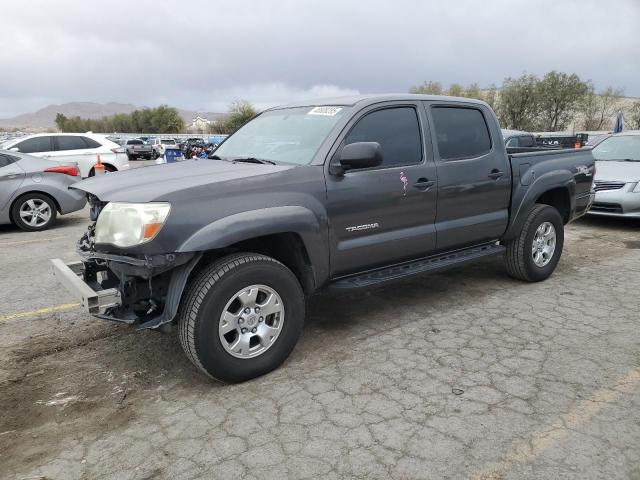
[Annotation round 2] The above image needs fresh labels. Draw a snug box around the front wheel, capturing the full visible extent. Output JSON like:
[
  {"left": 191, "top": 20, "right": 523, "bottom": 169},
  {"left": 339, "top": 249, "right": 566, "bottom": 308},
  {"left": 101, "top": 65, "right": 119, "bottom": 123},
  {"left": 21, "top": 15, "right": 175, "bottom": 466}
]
[
  {"left": 178, "top": 253, "right": 305, "bottom": 383},
  {"left": 504, "top": 204, "right": 564, "bottom": 282}
]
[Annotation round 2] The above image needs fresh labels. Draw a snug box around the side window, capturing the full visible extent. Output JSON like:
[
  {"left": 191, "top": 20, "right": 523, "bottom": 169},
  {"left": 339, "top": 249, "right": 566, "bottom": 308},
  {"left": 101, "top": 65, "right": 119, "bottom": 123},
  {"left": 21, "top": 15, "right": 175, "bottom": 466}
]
[
  {"left": 505, "top": 137, "right": 518, "bottom": 148},
  {"left": 519, "top": 135, "right": 535, "bottom": 148},
  {"left": 0, "top": 154, "right": 17, "bottom": 168},
  {"left": 431, "top": 107, "right": 492, "bottom": 160},
  {"left": 81, "top": 137, "right": 102, "bottom": 149},
  {"left": 345, "top": 107, "right": 422, "bottom": 167},
  {"left": 56, "top": 136, "right": 88, "bottom": 151},
  {"left": 13, "top": 136, "right": 52, "bottom": 154}
]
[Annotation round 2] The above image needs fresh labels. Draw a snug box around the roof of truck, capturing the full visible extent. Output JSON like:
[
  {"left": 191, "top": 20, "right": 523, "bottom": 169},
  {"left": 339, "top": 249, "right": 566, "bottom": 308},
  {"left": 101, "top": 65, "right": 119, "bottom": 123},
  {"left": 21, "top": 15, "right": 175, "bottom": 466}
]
[{"left": 272, "top": 94, "right": 489, "bottom": 110}]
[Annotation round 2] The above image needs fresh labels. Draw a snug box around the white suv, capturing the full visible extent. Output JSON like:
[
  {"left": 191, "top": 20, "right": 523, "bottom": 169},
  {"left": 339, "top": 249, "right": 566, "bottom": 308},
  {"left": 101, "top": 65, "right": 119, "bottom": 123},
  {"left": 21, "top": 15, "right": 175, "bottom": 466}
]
[{"left": 3, "top": 133, "right": 130, "bottom": 177}]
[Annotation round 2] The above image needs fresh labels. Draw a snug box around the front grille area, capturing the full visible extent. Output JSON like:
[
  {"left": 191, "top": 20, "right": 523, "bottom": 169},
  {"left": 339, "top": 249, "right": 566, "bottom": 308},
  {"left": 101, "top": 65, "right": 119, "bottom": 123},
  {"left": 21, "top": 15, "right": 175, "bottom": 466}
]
[
  {"left": 594, "top": 180, "right": 626, "bottom": 192},
  {"left": 591, "top": 202, "right": 623, "bottom": 214}
]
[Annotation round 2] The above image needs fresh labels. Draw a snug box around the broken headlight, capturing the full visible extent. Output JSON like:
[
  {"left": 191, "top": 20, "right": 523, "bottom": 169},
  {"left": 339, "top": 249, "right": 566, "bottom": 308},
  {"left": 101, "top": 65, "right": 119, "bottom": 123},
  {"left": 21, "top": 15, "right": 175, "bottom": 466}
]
[{"left": 95, "top": 202, "right": 171, "bottom": 248}]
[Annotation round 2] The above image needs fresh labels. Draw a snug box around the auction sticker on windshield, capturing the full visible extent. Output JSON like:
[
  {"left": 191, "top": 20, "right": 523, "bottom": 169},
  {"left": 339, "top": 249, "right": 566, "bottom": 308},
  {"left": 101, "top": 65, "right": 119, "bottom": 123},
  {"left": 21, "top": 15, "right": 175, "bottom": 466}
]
[{"left": 308, "top": 106, "right": 342, "bottom": 116}]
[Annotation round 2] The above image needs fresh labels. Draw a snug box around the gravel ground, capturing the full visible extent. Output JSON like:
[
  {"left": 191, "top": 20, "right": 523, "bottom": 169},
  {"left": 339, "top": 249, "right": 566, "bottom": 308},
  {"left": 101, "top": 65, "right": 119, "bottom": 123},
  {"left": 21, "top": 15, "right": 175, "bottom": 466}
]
[{"left": 0, "top": 208, "right": 639, "bottom": 480}]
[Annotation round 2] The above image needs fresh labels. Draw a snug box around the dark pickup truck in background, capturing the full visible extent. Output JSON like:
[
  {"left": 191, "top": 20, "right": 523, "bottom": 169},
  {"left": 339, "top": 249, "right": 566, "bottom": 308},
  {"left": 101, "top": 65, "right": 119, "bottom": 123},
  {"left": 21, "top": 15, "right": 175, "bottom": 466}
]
[{"left": 52, "top": 94, "right": 595, "bottom": 382}]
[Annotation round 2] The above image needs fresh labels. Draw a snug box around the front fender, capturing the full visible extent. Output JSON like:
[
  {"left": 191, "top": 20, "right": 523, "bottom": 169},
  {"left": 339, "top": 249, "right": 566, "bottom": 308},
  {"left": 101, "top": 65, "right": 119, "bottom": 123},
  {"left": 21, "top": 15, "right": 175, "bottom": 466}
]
[
  {"left": 504, "top": 169, "right": 575, "bottom": 240},
  {"left": 176, "top": 205, "right": 328, "bottom": 284}
]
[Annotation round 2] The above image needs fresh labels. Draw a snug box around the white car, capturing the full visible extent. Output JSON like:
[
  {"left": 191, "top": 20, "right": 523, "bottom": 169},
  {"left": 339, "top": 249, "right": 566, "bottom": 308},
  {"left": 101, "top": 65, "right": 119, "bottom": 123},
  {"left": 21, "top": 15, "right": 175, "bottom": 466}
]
[{"left": 3, "top": 133, "right": 130, "bottom": 178}]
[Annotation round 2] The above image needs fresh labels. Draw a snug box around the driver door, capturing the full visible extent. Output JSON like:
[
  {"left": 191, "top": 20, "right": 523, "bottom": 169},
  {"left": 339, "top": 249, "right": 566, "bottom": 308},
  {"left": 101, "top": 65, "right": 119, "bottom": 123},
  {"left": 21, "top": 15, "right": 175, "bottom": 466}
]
[{"left": 325, "top": 103, "right": 438, "bottom": 276}]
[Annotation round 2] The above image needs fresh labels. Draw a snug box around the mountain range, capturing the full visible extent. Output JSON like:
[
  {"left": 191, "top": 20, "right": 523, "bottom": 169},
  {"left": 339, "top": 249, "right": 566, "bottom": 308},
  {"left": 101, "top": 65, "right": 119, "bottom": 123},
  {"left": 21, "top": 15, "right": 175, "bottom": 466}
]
[{"left": 0, "top": 102, "right": 225, "bottom": 130}]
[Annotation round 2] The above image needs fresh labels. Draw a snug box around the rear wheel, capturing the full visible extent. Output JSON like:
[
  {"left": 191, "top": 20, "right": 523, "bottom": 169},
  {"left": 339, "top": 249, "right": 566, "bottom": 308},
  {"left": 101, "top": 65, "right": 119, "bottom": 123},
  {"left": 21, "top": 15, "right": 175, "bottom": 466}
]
[
  {"left": 504, "top": 204, "right": 564, "bottom": 282},
  {"left": 178, "top": 253, "right": 305, "bottom": 383},
  {"left": 11, "top": 193, "right": 57, "bottom": 231}
]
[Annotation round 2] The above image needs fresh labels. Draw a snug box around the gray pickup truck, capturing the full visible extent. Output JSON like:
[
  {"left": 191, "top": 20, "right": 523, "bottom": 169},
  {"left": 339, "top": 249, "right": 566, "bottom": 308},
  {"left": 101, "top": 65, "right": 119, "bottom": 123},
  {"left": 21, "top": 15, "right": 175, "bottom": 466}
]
[
  {"left": 122, "top": 138, "right": 153, "bottom": 160},
  {"left": 52, "top": 94, "right": 595, "bottom": 382}
]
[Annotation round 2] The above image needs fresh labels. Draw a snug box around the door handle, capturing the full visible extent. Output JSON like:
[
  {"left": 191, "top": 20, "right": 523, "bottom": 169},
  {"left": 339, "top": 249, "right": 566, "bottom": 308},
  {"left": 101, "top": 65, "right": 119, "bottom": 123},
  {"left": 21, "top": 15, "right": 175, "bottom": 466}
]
[
  {"left": 413, "top": 178, "right": 436, "bottom": 190},
  {"left": 1, "top": 173, "right": 20, "bottom": 179},
  {"left": 488, "top": 170, "right": 504, "bottom": 180}
]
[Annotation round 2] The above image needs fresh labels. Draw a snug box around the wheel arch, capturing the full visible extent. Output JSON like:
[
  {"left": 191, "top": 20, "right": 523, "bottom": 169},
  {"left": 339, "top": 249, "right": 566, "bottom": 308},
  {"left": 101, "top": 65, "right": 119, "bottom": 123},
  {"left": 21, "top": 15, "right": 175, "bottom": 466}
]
[
  {"left": 504, "top": 170, "right": 575, "bottom": 241},
  {"left": 10, "top": 190, "right": 61, "bottom": 215},
  {"left": 177, "top": 206, "right": 328, "bottom": 292}
]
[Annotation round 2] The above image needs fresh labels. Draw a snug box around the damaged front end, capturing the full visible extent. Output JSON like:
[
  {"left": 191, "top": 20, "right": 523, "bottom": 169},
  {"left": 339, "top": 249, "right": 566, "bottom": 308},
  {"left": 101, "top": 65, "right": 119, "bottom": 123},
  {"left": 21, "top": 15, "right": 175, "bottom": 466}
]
[{"left": 52, "top": 195, "right": 201, "bottom": 329}]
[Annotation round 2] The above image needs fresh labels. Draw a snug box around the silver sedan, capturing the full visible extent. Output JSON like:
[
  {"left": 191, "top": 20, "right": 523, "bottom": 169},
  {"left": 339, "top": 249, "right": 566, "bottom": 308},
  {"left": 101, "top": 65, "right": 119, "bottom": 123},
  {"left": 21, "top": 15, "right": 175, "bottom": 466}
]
[
  {"left": 0, "top": 150, "right": 86, "bottom": 231},
  {"left": 589, "top": 131, "right": 640, "bottom": 218}
]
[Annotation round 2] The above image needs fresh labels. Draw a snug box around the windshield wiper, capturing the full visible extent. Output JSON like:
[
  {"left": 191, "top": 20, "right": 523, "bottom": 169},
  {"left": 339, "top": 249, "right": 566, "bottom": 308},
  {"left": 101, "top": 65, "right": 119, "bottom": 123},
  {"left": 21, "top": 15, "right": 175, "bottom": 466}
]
[{"left": 232, "top": 157, "right": 277, "bottom": 165}]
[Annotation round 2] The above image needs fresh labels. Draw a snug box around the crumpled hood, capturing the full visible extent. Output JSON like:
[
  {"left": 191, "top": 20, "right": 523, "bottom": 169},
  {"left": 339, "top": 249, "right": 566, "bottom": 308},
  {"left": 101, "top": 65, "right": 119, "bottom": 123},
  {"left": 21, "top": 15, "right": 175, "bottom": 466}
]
[
  {"left": 71, "top": 159, "right": 294, "bottom": 202},
  {"left": 594, "top": 160, "right": 640, "bottom": 182}
]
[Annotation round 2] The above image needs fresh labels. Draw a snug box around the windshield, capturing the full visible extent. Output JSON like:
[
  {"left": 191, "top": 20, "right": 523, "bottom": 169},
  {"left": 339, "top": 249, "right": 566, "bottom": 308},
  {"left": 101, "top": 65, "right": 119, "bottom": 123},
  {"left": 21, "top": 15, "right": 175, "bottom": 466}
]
[
  {"left": 214, "top": 106, "right": 348, "bottom": 165},
  {"left": 592, "top": 135, "right": 640, "bottom": 161}
]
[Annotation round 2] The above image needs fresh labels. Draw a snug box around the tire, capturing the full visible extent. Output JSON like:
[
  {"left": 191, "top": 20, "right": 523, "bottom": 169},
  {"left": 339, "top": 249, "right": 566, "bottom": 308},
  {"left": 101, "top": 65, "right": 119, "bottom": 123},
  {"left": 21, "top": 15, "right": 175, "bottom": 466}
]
[
  {"left": 504, "top": 203, "right": 564, "bottom": 282},
  {"left": 178, "top": 253, "right": 305, "bottom": 383},
  {"left": 11, "top": 193, "right": 57, "bottom": 231}
]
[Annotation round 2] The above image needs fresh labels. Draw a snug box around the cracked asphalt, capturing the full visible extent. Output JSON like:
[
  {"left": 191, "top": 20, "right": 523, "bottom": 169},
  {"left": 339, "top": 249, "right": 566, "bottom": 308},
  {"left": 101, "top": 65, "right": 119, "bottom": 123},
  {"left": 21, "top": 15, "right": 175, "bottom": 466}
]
[{"left": 1, "top": 209, "right": 639, "bottom": 480}]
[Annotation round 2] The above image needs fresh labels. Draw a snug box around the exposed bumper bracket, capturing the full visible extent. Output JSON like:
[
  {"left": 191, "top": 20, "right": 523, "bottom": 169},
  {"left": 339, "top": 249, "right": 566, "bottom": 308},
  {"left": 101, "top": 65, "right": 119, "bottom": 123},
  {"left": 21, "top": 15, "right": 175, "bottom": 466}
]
[{"left": 51, "top": 258, "right": 121, "bottom": 314}]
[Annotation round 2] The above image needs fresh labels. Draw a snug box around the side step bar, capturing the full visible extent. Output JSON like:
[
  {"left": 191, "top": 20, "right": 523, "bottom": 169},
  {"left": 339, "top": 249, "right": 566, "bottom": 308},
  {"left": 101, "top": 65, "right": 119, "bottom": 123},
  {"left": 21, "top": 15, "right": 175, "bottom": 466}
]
[{"left": 330, "top": 242, "right": 505, "bottom": 290}]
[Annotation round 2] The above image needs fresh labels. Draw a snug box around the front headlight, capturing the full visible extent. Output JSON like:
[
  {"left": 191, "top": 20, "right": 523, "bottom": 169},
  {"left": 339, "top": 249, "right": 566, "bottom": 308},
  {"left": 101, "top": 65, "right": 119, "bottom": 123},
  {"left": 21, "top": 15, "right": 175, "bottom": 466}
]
[
  {"left": 95, "top": 202, "right": 171, "bottom": 248},
  {"left": 633, "top": 182, "right": 640, "bottom": 193}
]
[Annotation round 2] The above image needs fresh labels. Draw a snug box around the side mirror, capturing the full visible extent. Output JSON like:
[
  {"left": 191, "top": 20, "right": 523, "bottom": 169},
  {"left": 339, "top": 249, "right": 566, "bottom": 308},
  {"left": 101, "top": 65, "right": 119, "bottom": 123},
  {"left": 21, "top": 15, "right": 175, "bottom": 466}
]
[
  {"left": 9, "top": 147, "right": 19, "bottom": 152},
  {"left": 332, "top": 142, "right": 382, "bottom": 175}
]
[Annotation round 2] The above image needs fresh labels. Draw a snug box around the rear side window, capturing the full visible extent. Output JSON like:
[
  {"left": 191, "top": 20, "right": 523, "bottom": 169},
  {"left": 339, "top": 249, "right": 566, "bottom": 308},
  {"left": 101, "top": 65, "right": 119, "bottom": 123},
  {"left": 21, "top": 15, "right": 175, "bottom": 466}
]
[
  {"left": 82, "top": 137, "right": 102, "bottom": 148},
  {"left": 345, "top": 107, "right": 422, "bottom": 167},
  {"left": 56, "top": 136, "right": 88, "bottom": 151},
  {"left": 13, "top": 136, "right": 53, "bottom": 154},
  {"left": 127, "top": 139, "right": 143, "bottom": 145},
  {"left": 0, "top": 154, "right": 17, "bottom": 168},
  {"left": 431, "top": 107, "right": 491, "bottom": 160}
]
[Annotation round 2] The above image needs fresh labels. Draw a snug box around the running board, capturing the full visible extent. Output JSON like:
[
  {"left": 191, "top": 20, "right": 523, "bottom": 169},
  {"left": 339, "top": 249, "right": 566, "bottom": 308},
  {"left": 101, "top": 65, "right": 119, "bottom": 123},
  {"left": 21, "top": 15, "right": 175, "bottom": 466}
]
[{"left": 330, "top": 243, "right": 505, "bottom": 290}]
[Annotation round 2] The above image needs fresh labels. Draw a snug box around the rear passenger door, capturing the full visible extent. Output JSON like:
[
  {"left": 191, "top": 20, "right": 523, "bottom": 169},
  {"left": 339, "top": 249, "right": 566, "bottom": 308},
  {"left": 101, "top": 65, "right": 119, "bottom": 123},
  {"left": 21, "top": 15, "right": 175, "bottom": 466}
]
[
  {"left": 326, "top": 103, "right": 438, "bottom": 276},
  {"left": 49, "top": 135, "right": 99, "bottom": 165},
  {"left": 424, "top": 102, "right": 511, "bottom": 250}
]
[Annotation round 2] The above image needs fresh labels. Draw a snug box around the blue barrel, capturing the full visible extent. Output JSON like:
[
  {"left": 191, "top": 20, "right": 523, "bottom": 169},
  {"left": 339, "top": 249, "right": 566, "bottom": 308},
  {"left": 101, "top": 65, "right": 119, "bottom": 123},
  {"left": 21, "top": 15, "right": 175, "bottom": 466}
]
[{"left": 164, "top": 148, "right": 183, "bottom": 163}]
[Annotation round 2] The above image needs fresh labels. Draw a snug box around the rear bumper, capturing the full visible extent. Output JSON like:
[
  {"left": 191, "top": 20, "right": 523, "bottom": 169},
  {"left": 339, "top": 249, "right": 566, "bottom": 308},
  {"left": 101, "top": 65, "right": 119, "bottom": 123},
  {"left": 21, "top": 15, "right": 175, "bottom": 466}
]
[{"left": 51, "top": 258, "right": 121, "bottom": 314}]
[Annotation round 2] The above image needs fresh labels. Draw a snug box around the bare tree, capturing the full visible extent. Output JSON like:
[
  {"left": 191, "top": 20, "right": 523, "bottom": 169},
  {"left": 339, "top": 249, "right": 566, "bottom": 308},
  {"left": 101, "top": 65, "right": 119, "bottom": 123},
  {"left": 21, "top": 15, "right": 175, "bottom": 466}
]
[
  {"left": 580, "top": 85, "right": 624, "bottom": 130},
  {"left": 409, "top": 81, "right": 444, "bottom": 95}
]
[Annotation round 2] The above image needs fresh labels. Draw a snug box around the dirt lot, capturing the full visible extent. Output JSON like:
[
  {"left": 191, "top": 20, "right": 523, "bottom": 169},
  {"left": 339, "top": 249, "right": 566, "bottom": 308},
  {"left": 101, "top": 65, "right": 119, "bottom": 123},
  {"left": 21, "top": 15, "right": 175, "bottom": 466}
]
[{"left": 1, "top": 209, "right": 639, "bottom": 480}]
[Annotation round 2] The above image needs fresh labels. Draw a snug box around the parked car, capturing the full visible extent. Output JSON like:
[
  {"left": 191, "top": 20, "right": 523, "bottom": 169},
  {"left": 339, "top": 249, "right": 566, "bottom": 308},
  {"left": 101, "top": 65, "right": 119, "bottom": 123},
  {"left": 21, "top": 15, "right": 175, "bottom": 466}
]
[
  {"left": 149, "top": 138, "right": 179, "bottom": 158},
  {"left": 52, "top": 94, "right": 594, "bottom": 382},
  {"left": 588, "top": 131, "right": 640, "bottom": 218},
  {"left": 3, "top": 133, "right": 129, "bottom": 178},
  {"left": 121, "top": 139, "right": 153, "bottom": 161},
  {"left": 502, "top": 129, "right": 561, "bottom": 153},
  {"left": 0, "top": 150, "right": 86, "bottom": 231}
]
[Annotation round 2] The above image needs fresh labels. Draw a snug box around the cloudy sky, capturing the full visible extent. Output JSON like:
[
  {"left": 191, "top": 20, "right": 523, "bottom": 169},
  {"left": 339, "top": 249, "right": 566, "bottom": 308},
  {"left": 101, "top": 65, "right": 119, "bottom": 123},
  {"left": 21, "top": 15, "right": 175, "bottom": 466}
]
[{"left": 0, "top": 0, "right": 638, "bottom": 117}]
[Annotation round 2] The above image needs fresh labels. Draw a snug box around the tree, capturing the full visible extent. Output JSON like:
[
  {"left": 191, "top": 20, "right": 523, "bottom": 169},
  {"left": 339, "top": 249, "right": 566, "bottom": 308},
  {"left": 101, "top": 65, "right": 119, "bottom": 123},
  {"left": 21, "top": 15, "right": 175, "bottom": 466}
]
[
  {"left": 410, "top": 81, "right": 443, "bottom": 95},
  {"left": 221, "top": 100, "right": 258, "bottom": 133},
  {"left": 498, "top": 74, "right": 540, "bottom": 131},
  {"left": 627, "top": 101, "right": 640, "bottom": 130},
  {"left": 55, "top": 113, "right": 68, "bottom": 132},
  {"left": 535, "top": 71, "right": 589, "bottom": 131},
  {"left": 579, "top": 85, "right": 624, "bottom": 130},
  {"left": 447, "top": 83, "right": 464, "bottom": 97},
  {"left": 53, "top": 106, "right": 185, "bottom": 133}
]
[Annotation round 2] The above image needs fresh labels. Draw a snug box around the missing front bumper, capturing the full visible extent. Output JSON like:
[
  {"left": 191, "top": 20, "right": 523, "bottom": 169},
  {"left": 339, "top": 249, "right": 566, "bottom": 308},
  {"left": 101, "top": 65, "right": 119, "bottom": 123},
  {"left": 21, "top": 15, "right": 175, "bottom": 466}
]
[{"left": 50, "top": 258, "right": 121, "bottom": 314}]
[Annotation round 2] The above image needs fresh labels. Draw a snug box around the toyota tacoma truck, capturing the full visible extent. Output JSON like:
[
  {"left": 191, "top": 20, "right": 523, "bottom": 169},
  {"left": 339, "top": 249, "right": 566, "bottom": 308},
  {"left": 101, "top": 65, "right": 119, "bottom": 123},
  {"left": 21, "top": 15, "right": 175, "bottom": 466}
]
[{"left": 51, "top": 94, "right": 595, "bottom": 383}]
